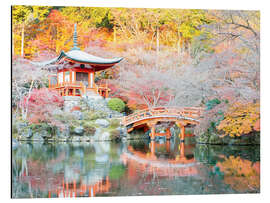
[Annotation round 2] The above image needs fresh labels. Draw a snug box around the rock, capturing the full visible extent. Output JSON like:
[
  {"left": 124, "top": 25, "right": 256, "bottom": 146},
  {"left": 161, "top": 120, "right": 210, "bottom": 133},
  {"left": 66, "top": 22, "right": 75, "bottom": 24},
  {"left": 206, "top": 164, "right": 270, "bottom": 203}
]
[
  {"left": 94, "top": 128, "right": 102, "bottom": 137},
  {"left": 72, "top": 110, "right": 83, "bottom": 120},
  {"left": 56, "top": 126, "right": 70, "bottom": 139},
  {"left": 117, "top": 127, "right": 127, "bottom": 137},
  {"left": 21, "top": 128, "right": 33, "bottom": 139},
  {"left": 32, "top": 132, "right": 44, "bottom": 141},
  {"left": 40, "top": 130, "right": 51, "bottom": 138},
  {"left": 100, "top": 132, "right": 111, "bottom": 141},
  {"left": 16, "top": 122, "right": 27, "bottom": 133},
  {"left": 12, "top": 139, "right": 19, "bottom": 150},
  {"left": 95, "top": 119, "right": 110, "bottom": 128},
  {"left": 72, "top": 136, "right": 81, "bottom": 142},
  {"left": 74, "top": 126, "right": 84, "bottom": 135},
  {"left": 81, "top": 136, "right": 90, "bottom": 142}
]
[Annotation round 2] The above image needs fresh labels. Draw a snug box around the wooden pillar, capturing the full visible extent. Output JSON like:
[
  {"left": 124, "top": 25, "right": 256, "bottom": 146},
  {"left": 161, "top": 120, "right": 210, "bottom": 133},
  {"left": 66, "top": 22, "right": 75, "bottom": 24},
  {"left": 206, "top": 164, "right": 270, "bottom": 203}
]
[
  {"left": 89, "top": 72, "right": 94, "bottom": 88},
  {"left": 74, "top": 71, "right": 76, "bottom": 82},
  {"left": 63, "top": 71, "right": 65, "bottom": 84},
  {"left": 105, "top": 90, "right": 109, "bottom": 98},
  {"left": 48, "top": 77, "right": 51, "bottom": 89},
  {"left": 166, "top": 140, "right": 170, "bottom": 153},
  {"left": 176, "top": 122, "right": 185, "bottom": 142},
  {"left": 88, "top": 72, "right": 91, "bottom": 88},
  {"left": 150, "top": 125, "right": 156, "bottom": 140},
  {"left": 69, "top": 70, "right": 72, "bottom": 83},
  {"left": 73, "top": 179, "right": 76, "bottom": 197},
  {"left": 166, "top": 127, "right": 171, "bottom": 140},
  {"left": 150, "top": 141, "right": 155, "bottom": 157},
  {"left": 179, "top": 142, "right": 185, "bottom": 158},
  {"left": 180, "top": 126, "right": 185, "bottom": 142}
]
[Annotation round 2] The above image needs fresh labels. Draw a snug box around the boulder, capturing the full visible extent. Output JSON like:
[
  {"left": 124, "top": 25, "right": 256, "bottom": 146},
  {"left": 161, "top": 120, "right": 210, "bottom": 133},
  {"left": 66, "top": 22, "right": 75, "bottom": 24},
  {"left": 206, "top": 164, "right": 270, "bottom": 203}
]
[
  {"left": 95, "top": 119, "right": 110, "bottom": 128},
  {"left": 16, "top": 122, "right": 27, "bottom": 133},
  {"left": 56, "top": 126, "right": 70, "bottom": 139},
  {"left": 72, "top": 110, "right": 83, "bottom": 120},
  {"left": 21, "top": 128, "right": 33, "bottom": 139},
  {"left": 32, "top": 132, "right": 44, "bottom": 141},
  {"left": 12, "top": 139, "right": 19, "bottom": 150},
  {"left": 40, "top": 130, "right": 51, "bottom": 138},
  {"left": 100, "top": 132, "right": 111, "bottom": 141},
  {"left": 81, "top": 136, "right": 90, "bottom": 142},
  {"left": 72, "top": 136, "right": 81, "bottom": 142},
  {"left": 74, "top": 126, "right": 84, "bottom": 135}
]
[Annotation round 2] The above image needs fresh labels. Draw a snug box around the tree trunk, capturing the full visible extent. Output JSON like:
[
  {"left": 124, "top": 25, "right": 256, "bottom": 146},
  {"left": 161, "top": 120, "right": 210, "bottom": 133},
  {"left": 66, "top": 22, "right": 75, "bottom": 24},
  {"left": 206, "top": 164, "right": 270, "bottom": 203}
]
[
  {"left": 21, "top": 23, "right": 25, "bottom": 57},
  {"left": 113, "top": 26, "right": 117, "bottom": 43},
  {"left": 156, "top": 27, "right": 159, "bottom": 55}
]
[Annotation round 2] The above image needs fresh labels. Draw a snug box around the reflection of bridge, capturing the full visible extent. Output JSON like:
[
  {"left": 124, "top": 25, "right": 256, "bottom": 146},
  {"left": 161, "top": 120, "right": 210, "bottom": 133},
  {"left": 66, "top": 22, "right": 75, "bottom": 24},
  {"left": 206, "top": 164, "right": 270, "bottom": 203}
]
[
  {"left": 121, "top": 142, "right": 200, "bottom": 178},
  {"left": 122, "top": 107, "right": 204, "bottom": 141}
]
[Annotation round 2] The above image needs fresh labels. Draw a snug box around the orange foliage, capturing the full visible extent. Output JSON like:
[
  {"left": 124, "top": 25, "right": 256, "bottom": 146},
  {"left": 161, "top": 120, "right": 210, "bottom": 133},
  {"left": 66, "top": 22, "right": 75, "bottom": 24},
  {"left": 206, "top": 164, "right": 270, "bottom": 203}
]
[
  {"left": 217, "top": 102, "right": 260, "bottom": 137},
  {"left": 217, "top": 156, "right": 260, "bottom": 192}
]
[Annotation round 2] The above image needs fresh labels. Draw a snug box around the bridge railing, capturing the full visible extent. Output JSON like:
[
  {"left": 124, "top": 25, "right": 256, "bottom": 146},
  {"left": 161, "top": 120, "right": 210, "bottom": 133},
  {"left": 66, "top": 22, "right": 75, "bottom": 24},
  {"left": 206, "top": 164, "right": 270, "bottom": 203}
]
[{"left": 122, "top": 106, "right": 204, "bottom": 126}]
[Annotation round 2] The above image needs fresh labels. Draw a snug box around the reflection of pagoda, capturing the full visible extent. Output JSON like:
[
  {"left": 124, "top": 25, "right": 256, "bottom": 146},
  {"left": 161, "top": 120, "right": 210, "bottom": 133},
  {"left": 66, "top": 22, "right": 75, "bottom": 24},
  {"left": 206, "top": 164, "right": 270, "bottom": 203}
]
[
  {"left": 49, "top": 176, "right": 111, "bottom": 198},
  {"left": 36, "top": 24, "right": 123, "bottom": 98}
]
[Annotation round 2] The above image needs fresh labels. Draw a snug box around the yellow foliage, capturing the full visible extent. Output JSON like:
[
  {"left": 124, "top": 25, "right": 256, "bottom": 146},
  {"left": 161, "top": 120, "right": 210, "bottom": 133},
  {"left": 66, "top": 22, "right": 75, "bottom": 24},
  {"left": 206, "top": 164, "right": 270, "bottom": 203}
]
[
  {"left": 217, "top": 102, "right": 260, "bottom": 137},
  {"left": 217, "top": 156, "right": 260, "bottom": 192}
]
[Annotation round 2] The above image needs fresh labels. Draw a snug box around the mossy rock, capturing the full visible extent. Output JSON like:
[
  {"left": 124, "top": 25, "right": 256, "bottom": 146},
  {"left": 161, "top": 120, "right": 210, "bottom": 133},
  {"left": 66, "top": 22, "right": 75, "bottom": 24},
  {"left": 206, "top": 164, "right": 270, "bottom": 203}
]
[
  {"left": 109, "top": 119, "right": 120, "bottom": 128},
  {"left": 82, "top": 122, "right": 96, "bottom": 136},
  {"left": 109, "top": 129, "right": 121, "bottom": 141},
  {"left": 83, "top": 111, "right": 108, "bottom": 121}
]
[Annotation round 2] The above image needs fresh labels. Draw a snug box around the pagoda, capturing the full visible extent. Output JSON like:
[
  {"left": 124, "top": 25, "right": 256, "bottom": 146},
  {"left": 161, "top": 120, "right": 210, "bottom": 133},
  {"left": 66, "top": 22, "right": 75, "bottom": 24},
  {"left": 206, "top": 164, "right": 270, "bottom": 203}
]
[{"left": 36, "top": 24, "right": 123, "bottom": 98}]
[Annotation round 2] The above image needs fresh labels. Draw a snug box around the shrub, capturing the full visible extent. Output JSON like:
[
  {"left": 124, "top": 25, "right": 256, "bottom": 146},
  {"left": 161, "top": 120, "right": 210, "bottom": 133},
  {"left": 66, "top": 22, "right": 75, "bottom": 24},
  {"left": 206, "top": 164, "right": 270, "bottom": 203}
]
[
  {"left": 206, "top": 98, "right": 221, "bottom": 110},
  {"left": 108, "top": 98, "right": 125, "bottom": 112},
  {"left": 109, "top": 119, "right": 120, "bottom": 128},
  {"left": 84, "top": 110, "right": 108, "bottom": 121}
]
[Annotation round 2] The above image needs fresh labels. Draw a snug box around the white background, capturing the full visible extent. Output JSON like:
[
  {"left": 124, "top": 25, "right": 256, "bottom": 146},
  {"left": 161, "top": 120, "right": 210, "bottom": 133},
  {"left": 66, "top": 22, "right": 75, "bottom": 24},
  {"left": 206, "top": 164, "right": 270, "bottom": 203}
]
[{"left": 2, "top": 0, "right": 269, "bottom": 202}]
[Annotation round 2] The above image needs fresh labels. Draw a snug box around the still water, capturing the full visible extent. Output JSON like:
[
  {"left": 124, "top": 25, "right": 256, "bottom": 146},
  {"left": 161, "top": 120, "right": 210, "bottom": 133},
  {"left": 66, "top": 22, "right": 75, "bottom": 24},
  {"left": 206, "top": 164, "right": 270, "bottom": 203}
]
[{"left": 12, "top": 138, "right": 260, "bottom": 198}]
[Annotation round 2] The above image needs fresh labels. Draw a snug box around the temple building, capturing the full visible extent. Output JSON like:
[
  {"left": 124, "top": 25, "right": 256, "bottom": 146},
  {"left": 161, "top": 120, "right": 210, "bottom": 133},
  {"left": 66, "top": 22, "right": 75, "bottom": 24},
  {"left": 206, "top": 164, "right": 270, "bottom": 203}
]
[{"left": 35, "top": 24, "right": 123, "bottom": 98}]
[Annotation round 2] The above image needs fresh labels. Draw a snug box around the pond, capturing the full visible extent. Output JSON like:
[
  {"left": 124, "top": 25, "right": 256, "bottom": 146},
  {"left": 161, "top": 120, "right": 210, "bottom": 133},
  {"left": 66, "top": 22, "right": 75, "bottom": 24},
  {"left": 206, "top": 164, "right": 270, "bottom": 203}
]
[{"left": 12, "top": 137, "right": 260, "bottom": 198}]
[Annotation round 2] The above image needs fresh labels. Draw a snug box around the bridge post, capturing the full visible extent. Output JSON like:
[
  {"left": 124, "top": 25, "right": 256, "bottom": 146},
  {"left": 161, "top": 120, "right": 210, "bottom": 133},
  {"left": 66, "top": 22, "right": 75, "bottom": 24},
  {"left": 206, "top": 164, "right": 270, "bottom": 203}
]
[
  {"left": 165, "top": 127, "right": 171, "bottom": 140},
  {"left": 176, "top": 122, "right": 185, "bottom": 142},
  {"left": 179, "top": 142, "right": 185, "bottom": 157},
  {"left": 150, "top": 141, "right": 156, "bottom": 156},
  {"left": 180, "top": 126, "right": 185, "bottom": 142},
  {"left": 147, "top": 121, "right": 157, "bottom": 141},
  {"left": 166, "top": 140, "right": 170, "bottom": 152}
]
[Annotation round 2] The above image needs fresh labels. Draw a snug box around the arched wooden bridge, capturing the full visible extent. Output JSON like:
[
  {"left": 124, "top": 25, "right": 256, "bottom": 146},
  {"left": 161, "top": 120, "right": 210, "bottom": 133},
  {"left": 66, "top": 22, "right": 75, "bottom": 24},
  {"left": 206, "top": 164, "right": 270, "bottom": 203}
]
[{"left": 122, "top": 106, "right": 204, "bottom": 141}]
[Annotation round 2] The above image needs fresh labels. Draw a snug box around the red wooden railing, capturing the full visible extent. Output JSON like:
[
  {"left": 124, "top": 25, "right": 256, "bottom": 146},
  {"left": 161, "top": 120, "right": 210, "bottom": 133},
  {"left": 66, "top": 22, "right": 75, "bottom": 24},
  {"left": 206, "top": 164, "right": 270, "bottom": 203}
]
[
  {"left": 122, "top": 106, "right": 204, "bottom": 126},
  {"left": 49, "top": 81, "right": 110, "bottom": 97}
]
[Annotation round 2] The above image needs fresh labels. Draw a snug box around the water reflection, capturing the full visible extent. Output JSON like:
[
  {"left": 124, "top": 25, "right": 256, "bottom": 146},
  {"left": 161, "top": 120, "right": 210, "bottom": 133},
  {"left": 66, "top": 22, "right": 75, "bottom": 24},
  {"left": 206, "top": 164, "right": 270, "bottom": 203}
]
[{"left": 12, "top": 139, "right": 260, "bottom": 198}]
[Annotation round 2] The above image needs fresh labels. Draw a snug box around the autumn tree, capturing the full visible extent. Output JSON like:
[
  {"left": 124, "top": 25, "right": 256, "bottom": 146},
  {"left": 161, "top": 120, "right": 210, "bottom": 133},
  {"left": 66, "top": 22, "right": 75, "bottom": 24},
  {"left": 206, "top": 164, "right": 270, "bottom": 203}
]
[{"left": 21, "top": 88, "right": 64, "bottom": 127}]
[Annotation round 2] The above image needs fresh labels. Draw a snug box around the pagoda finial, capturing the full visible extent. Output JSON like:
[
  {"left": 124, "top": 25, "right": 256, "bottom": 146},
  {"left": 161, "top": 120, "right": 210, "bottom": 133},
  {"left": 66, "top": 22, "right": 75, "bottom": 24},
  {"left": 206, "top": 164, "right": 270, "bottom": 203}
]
[{"left": 72, "top": 23, "right": 80, "bottom": 50}]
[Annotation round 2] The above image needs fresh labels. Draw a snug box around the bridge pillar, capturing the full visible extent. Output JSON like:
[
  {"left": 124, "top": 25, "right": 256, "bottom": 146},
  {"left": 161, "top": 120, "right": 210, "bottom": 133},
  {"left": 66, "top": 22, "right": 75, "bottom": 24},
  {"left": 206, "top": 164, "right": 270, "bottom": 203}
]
[
  {"left": 179, "top": 142, "right": 185, "bottom": 158},
  {"left": 176, "top": 122, "right": 185, "bottom": 142},
  {"left": 166, "top": 140, "right": 170, "bottom": 152},
  {"left": 147, "top": 121, "right": 157, "bottom": 140},
  {"left": 180, "top": 126, "right": 185, "bottom": 142},
  {"left": 165, "top": 127, "right": 171, "bottom": 140},
  {"left": 150, "top": 141, "right": 156, "bottom": 156}
]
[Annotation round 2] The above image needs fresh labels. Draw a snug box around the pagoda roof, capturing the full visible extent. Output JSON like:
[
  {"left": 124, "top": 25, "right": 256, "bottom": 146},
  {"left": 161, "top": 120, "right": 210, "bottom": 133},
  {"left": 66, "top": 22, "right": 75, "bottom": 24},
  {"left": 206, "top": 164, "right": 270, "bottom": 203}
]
[
  {"left": 31, "top": 24, "right": 123, "bottom": 71},
  {"left": 33, "top": 50, "right": 123, "bottom": 66}
]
